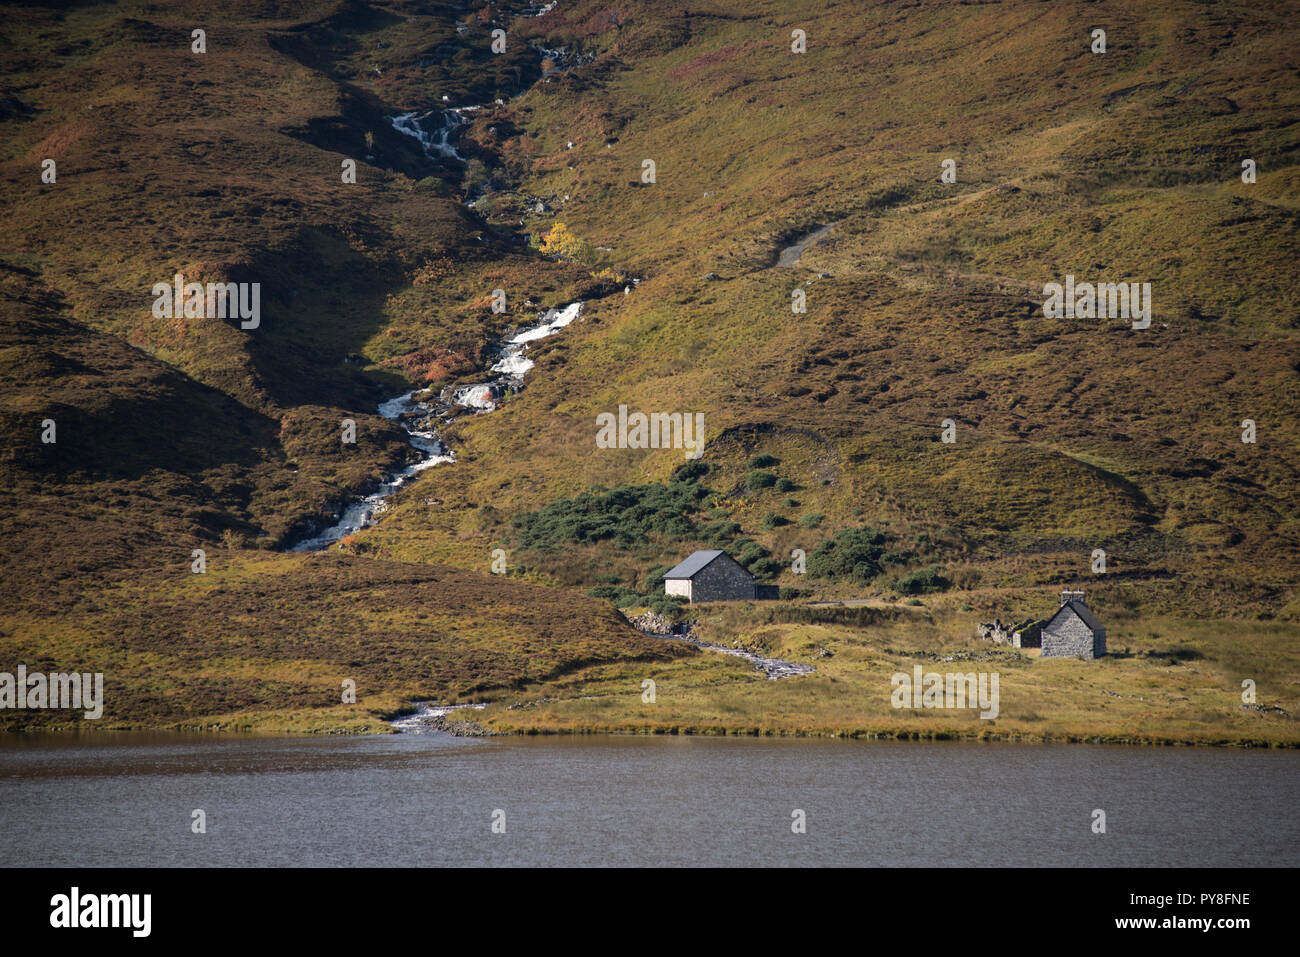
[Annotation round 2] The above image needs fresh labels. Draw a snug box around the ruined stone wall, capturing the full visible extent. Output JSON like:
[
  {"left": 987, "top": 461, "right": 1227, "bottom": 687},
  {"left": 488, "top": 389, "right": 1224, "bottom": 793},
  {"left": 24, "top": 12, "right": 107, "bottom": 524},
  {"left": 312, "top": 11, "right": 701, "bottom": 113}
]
[{"left": 1013, "top": 620, "right": 1043, "bottom": 649}]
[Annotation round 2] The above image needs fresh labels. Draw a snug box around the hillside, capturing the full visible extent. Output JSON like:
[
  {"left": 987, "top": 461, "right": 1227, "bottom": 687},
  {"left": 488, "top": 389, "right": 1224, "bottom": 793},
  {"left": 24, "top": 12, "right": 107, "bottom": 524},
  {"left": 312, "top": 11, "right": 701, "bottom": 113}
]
[{"left": 1, "top": 0, "right": 1297, "bottom": 741}]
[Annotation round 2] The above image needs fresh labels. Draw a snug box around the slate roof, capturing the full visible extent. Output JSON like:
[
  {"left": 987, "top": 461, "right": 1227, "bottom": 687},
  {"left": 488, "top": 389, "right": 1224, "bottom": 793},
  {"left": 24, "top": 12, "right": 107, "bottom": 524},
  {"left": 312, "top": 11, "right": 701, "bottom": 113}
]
[
  {"left": 1047, "top": 599, "right": 1104, "bottom": 633},
  {"left": 662, "top": 549, "right": 731, "bottom": 580}
]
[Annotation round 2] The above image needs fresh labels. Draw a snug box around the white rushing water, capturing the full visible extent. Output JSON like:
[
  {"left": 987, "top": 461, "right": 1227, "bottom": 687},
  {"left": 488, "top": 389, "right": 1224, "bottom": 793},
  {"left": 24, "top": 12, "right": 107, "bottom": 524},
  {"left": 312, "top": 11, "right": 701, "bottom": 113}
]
[
  {"left": 389, "top": 107, "right": 479, "bottom": 162},
  {"left": 288, "top": 394, "right": 455, "bottom": 552},
  {"left": 390, "top": 702, "right": 487, "bottom": 733},
  {"left": 284, "top": 110, "right": 596, "bottom": 552},
  {"left": 287, "top": 302, "right": 584, "bottom": 552},
  {"left": 686, "top": 639, "right": 816, "bottom": 680}
]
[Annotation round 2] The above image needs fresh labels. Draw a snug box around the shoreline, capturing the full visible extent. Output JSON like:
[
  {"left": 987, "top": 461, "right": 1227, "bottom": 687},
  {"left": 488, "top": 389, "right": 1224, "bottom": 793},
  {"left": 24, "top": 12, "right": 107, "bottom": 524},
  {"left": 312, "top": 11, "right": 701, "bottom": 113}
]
[{"left": 4, "top": 717, "right": 1295, "bottom": 749}]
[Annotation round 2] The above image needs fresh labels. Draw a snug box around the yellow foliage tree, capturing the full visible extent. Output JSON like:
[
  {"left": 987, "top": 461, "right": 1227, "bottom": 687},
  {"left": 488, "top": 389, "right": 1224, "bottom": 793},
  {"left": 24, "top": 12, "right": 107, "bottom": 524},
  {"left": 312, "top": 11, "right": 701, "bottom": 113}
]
[{"left": 539, "top": 222, "right": 593, "bottom": 263}]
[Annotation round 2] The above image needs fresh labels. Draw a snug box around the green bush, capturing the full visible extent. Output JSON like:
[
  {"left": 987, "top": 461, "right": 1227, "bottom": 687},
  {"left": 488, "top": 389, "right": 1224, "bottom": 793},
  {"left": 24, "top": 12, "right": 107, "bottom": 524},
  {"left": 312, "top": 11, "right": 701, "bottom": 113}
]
[
  {"left": 807, "top": 526, "right": 895, "bottom": 584},
  {"left": 893, "top": 565, "right": 950, "bottom": 595},
  {"left": 513, "top": 481, "right": 710, "bottom": 549},
  {"left": 775, "top": 477, "right": 795, "bottom": 492},
  {"left": 745, "top": 470, "right": 777, "bottom": 490},
  {"left": 799, "top": 513, "right": 824, "bottom": 528},
  {"left": 644, "top": 564, "right": 673, "bottom": 591},
  {"left": 735, "top": 539, "right": 768, "bottom": 567},
  {"left": 749, "top": 557, "right": 785, "bottom": 580},
  {"left": 761, "top": 512, "right": 789, "bottom": 530},
  {"left": 706, "top": 520, "right": 742, "bottom": 540},
  {"left": 749, "top": 453, "right": 779, "bottom": 468},
  {"left": 672, "top": 460, "right": 709, "bottom": 483},
  {"left": 646, "top": 594, "right": 686, "bottom": 618},
  {"left": 586, "top": 585, "right": 642, "bottom": 608}
]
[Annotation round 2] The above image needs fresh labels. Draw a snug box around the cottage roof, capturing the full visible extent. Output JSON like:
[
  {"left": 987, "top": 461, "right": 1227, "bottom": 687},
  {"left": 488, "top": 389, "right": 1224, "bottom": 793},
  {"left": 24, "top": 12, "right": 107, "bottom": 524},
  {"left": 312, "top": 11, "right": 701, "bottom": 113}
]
[
  {"left": 663, "top": 549, "right": 738, "bottom": 580},
  {"left": 1047, "top": 599, "right": 1104, "bottom": 633}
]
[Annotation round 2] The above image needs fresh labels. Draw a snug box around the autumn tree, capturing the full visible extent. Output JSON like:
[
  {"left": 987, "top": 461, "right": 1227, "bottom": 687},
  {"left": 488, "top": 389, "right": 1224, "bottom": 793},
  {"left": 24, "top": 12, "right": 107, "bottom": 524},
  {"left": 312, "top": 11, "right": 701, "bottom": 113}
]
[{"left": 539, "top": 222, "right": 593, "bottom": 263}]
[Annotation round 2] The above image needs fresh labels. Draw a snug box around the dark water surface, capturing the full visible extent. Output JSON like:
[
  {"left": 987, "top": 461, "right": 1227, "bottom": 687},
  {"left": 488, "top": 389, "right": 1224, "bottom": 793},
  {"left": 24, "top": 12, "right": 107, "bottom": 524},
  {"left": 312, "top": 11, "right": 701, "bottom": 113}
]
[{"left": 1, "top": 733, "right": 1295, "bottom": 867}]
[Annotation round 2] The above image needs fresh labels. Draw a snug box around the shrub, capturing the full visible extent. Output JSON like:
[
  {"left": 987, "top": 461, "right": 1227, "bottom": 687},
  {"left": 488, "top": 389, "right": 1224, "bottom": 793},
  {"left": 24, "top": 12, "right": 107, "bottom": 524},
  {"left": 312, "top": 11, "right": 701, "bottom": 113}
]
[
  {"left": 646, "top": 594, "right": 686, "bottom": 618},
  {"left": 745, "top": 470, "right": 777, "bottom": 490},
  {"left": 586, "top": 585, "right": 642, "bottom": 608},
  {"left": 706, "top": 520, "right": 742, "bottom": 539},
  {"left": 539, "top": 221, "right": 593, "bottom": 263},
  {"left": 749, "top": 453, "right": 779, "bottom": 468},
  {"left": 643, "top": 564, "right": 674, "bottom": 591},
  {"left": 672, "top": 460, "right": 709, "bottom": 483},
  {"left": 476, "top": 504, "right": 502, "bottom": 531},
  {"left": 799, "top": 513, "right": 823, "bottom": 528},
  {"left": 749, "top": 557, "right": 785, "bottom": 580},
  {"left": 761, "top": 512, "right": 789, "bottom": 530},
  {"left": 462, "top": 158, "right": 491, "bottom": 196},
  {"left": 807, "top": 526, "right": 892, "bottom": 584},
  {"left": 778, "top": 586, "right": 807, "bottom": 601},
  {"left": 513, "top": 481, "right": 710, "bottom": 550},
  {"left": 893, "top": 565, "right": 950, "bottom": 595},
  {"left": 735, "top": 539, "right": 768, "bottom": 567},
  {"left": 775, "top": 478, "right": 795, "bottom": 492}
]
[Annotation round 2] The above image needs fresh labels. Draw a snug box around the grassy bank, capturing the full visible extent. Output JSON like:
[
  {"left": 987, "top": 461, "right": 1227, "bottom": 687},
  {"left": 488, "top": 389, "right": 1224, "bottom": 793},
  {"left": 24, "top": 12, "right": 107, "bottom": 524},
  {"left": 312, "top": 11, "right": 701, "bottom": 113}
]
[{"left": 464, "top": 602, "right": 1299, "bottom": 747}]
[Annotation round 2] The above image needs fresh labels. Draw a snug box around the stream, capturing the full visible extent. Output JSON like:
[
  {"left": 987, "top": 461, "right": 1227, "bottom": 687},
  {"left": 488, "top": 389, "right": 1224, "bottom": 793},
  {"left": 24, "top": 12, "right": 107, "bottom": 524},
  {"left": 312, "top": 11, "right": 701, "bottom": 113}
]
[
  {"left": 292, "top": 102, "right": 812, "bottom": 690},
  {"left": 390, "top": 106, "right": 477, "bottom": 162},
  {"left": 675, "top": 634, "right": 815, "bottom": 679},
  {"left": 285, "top": 100, "right": 587, "bottom": 553},
  {"left": 287, "top": 300, "right": 584, "bottom": 552},
  {"left": 777, "top": 223, "right": 833, "bottom": 267}
]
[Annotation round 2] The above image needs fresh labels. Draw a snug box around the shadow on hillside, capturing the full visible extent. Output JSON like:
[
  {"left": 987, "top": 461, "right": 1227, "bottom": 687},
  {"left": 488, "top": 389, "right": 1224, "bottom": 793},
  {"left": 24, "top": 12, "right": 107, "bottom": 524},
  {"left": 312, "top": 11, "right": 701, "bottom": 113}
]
[{"left": 0, "top": 282, "right": 280, "bottom": 483}]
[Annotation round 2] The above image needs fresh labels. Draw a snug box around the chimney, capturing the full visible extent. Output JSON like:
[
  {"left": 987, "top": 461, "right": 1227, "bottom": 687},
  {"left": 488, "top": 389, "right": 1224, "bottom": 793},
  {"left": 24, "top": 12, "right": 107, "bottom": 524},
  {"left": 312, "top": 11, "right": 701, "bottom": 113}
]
[{"left": 1060, "top": 590, "right": 1085, "bottom": 606}]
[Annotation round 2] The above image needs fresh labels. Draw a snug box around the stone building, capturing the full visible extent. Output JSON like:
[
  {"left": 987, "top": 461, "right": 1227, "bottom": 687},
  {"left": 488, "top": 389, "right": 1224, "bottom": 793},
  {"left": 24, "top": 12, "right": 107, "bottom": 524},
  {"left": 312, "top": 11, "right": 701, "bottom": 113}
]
[
  {"left": 1041, "top": 590, "right": 1106, "bottom": 659},
  {"left": 663, "top": 550, "right": 756, "bottom": 602}
]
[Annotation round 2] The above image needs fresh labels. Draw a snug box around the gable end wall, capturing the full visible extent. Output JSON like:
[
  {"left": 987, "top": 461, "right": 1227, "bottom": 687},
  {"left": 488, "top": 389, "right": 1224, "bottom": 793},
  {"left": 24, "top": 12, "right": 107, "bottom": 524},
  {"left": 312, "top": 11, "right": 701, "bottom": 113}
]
[
  {"left": 1042, "top": 609, "right": 1104, "bottom": 659},
  {"left": 689, "top": 558, "right": 755, "bottom": 602}
]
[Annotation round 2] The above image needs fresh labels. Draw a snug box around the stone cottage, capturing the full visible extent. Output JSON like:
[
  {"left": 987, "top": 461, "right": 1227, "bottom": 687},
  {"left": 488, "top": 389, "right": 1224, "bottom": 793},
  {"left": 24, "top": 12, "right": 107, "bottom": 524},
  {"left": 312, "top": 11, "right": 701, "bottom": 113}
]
[
  {"left": 1041, "top": 590, "right": 1106, "bottom": 659},
  {"left": 663, "top": 550, "right": 756, "bottom": 602}
]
